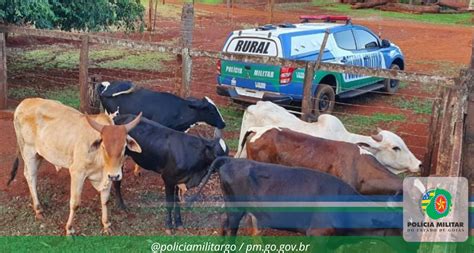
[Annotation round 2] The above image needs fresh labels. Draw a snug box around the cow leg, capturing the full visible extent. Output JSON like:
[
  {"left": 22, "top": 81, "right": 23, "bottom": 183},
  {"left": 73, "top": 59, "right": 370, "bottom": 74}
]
[
  {"left": 90, "top": 179, "right": 113, "bottom": 235},
  {"left": 220, "top": 213, "right": 230, "bottom": 236},
  {"left": 227, "top": 212, "right": 244, "bottom": 236},
  {"left": 164, "top": 184, "right": 175, "bottom": 235},
  {"left": 113, "top": 180, "right": 127, "bottom": 210},
  {"left": 65, "top": 173, "right": 85, "bottom": 236},
  {"left": 247, "top": 213, "right": 261, "bottom": 236},
  {"left": 173, "top": 186, "right": 184, "bottom": 230},
  {"left": 22, "top": 149, "right": 44, "bottom": 220}
]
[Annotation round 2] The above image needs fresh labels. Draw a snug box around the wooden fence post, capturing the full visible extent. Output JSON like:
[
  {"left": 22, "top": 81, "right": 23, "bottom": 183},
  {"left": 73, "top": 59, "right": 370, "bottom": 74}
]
[
  {"left": 0, "top": 33, "right": 6, "bottom": 110},
  {"left": 153, "top": 0, "right": 159, "bottom": 31},
  {"left": 462, "top": 34, "right": 474, "bottom": 191},
  {"left": 269, "top": 0, "right": 275, "bottom": 23},
  {"left": 301, "top": 30, "right": 329, "bottom": 122},
  {"left": 423, "top": 85, "right": 444, "bottom": 176},
  {"left": 227, "top": 0, "right": 232, "bottom": 18},
  {"left": 88, "top": 74, "right": 102, "bottom": 114},
  {"left": 180, "top": 3, "right": 194, "bottom": 98},
  {"left": 148, "top": 0, "right": 154, "bottom": 32},
  {"left": 79, "top": 35, "right": 90, "bottom": 113}
]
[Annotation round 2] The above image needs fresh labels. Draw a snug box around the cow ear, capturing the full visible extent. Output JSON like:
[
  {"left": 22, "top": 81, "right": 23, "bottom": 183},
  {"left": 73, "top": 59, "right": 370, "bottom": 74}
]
[
  {"left": 89, "top": 139, "right": 102, "bottom": 152},
  {"left": 356, "top": 142, "right": 380, "bottom": 153},
  {"left": 126, "top": 136, "right": 142, "bottom": 153}
]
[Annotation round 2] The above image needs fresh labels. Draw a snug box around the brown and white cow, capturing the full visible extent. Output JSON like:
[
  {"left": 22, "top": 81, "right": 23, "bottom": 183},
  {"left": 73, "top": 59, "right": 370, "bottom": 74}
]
[
  {"left": 8, "top": 98, "right": 142, "bottom": 235},
  {"left": 242, "top": 127, "right": 402, "bottom": 195},
  {"left": 236, "top": 101, "right": 421, "bottom": 174}
]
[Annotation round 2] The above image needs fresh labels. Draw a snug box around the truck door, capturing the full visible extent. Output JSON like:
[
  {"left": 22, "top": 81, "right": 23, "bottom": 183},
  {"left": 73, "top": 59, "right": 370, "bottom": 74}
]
[{"left": 352, "top": 28, "right": 385, "bottom": 84}]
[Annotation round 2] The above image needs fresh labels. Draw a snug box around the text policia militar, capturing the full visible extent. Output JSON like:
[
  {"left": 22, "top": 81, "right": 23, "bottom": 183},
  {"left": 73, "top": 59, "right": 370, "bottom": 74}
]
[
  {"left": 406, "top": 221, "right": 465, "bottom": 232},
  {"left": 407, "top": 221, "right": 464, "bottom": 228}
]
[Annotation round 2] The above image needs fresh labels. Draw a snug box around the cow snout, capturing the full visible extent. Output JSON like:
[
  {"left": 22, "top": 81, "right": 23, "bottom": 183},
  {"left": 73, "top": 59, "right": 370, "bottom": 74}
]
[{"left": 108, "top": 174, "right": 122, "bottom": 181}]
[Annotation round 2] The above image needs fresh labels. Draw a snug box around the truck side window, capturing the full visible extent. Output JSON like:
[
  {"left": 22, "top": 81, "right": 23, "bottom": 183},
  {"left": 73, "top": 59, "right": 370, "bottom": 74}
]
[
  {"left": 334, "top": 30, "right": 357, "bottom": 51},
  {"left": 353, "top": 29, "right": 380, "bottom": 50}
]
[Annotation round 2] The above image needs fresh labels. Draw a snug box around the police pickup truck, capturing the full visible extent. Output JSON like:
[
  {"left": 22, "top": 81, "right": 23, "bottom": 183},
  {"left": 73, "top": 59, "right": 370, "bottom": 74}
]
[{"left": 216, "top": 15, "right": 404, "bottom": 113}]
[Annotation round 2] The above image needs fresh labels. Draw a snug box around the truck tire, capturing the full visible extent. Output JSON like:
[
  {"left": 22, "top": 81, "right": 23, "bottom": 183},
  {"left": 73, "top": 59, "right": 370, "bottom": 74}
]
[
  {"left": 384, "top": 64, "right": 400, "bottom": 94},
  {"left": 313, "top": 84, "right": 335, "bottom": 114}
]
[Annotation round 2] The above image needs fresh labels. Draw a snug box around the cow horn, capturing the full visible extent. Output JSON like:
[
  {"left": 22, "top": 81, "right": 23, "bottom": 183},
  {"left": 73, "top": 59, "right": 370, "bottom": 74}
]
[
  {"left": 85, "top": 115, "right": 105, "bottom": 133},
  {"left": 124, "top": 112, "right": 142, "bottom": 132},
  {"left": 371, "top": 134, "right": 383, "bottom": 142}
]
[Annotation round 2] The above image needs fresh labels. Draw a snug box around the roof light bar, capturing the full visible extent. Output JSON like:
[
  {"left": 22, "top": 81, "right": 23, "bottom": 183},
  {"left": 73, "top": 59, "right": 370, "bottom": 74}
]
[{"left": 299, "top": 15, "right": 351, "bottom": 24}]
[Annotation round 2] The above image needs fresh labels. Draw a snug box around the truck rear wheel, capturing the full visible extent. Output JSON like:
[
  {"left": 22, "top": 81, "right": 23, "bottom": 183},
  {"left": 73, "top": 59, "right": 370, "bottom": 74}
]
[{"left": 312, "top": 84, "right": 335, "bottom": 114}]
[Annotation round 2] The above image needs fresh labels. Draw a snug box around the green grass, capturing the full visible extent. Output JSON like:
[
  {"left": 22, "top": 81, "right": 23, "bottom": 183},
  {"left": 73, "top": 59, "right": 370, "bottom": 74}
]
[
  {"left": 279, "top": 0, "right": 472, "bottom": 26},
  {"left": 9, "top": 45, "right": 173, "bottom": 72},
  {"left": 220, "top": 105, "right": 244, "bottom": 151},
  {"left": 8, "top": 86, "right": 80, "bottom": 108},
  {"left": 338, "top": 112, "right": 406, "bottom": 134},
  {"left": 392, "top": 97, "right": 432, "bottom": 114},
  {"left": 398, "top": 82, "right": 408, "bottom": 89},
  {"left": 195, "top": 0, "right": 223, "bottom": 4},
  {"left": 97, "top": 51, "right": 173, "bottom": 71},
  {"left": 220, "top": 106, "right": 244, "bottom": 132},
  {"left": 414, "top": 60, "right": 466, "bottom": 77}
]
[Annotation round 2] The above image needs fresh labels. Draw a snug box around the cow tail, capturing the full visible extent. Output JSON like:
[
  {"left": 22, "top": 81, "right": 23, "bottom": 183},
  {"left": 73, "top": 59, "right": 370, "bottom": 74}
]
[
  {"left": 7, "top": 153, "right": 20, "bottom": 186},
  {"left": 235, "top": 130, "right": 255, "bottom": 158},
  {"left": 188, "top": 157, "right": 228, "bottom": 203}
]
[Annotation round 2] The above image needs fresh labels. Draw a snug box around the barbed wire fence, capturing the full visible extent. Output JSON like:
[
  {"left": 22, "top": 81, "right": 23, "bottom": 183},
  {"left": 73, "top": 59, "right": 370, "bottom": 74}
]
[{"left": 0, "top": 0, "right": 471, "bottom": 180}]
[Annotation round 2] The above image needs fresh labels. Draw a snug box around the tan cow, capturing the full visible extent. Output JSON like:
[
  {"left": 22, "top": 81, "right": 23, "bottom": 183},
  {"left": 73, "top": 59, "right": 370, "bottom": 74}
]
[{"left": 8, "top": 98, "right": 142, "bottom": 235}]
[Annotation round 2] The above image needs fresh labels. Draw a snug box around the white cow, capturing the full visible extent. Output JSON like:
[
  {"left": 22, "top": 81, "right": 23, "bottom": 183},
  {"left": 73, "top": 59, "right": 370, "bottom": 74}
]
[{"left": 236, "top": 101, "right": 421, "bottom": 174}]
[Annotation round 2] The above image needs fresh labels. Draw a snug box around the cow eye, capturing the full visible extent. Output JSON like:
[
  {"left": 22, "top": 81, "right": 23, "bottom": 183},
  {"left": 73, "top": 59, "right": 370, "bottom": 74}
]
[{"left": 392, "top": 146, "right": 401, "bottom": 151}]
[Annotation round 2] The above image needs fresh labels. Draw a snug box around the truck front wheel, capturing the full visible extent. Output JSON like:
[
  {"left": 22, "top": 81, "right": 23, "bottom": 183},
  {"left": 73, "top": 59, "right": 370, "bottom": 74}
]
[{"left": 384, "top": 64, "right": 400, "bottom": 94}]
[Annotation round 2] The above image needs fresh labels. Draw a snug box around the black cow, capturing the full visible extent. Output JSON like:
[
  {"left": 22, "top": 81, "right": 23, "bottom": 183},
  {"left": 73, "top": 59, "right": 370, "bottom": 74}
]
[
  {"left": 198, "top": 157, "right": 400, "bottom": 237},
  {"left": 113, "top": 114, "right": 229, "bottom": 234},
  {"left": 98, "top": 80, "right": 226, "bottom": 132}
]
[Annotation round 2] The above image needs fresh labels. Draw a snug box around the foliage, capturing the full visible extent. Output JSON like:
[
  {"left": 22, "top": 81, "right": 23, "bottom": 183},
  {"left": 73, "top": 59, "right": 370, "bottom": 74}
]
[{"left": 0, "top": 0, "right": 145, "bottom": 31}]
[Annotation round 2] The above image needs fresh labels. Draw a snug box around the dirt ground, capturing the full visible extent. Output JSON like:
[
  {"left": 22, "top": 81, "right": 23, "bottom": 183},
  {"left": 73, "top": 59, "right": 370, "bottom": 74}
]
[{"left": 0, "top": 2, "right": 473, "bottom": 236}]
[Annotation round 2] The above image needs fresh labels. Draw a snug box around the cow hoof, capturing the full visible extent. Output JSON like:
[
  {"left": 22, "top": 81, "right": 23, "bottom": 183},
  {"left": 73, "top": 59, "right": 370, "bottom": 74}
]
[
  {"left": 102, "top": 227, "right": 113, "bottom": 235},
  {"left": 117, "top": 203, "right": 128, "bottom": 211},
  {"left": 35, "top": 212, "right": 44, "bottom": 220},
  {"left": 66, "top": 228, "right": 76, "bottom": 236},
  {"left": 165, "top": 229, "right": 173, "bottom": 235}
]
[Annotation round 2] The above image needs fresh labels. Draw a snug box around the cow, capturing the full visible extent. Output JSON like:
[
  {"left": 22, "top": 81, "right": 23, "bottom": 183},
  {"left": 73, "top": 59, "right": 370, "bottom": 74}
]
[
  {"left": 241, "top": 127, "right": 402, "bottom": 195},
  {"left": 8, "top": 98, "right": 142, "bottom": 235},
  {"left": 98, "top": 80, "right": 226, "bottom": 178},
  {"left": 97, "top": 80, "right": 226, "bottom": 133},
  {"left": 235, "top": 101, "right": 421, "bottom": 174},
  {"left": 112, "top": 114, "right": 229, "bottom": 234},
  {"left": 199, "top": 157, "right": 399, "bottom": 236}
]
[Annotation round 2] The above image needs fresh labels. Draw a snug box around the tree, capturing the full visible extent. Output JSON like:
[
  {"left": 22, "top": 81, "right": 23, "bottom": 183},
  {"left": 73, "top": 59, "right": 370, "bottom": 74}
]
[{"left": 0, "top": 0, "right": 145, "bottom": 32}]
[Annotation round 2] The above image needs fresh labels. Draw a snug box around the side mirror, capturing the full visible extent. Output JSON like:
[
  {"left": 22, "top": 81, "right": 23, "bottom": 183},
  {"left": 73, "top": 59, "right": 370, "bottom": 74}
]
[
  {"left": 381, "top": 39, "right": 391, "bottom": 48},
  {"left": 365, "top": 41, "right": 379, "bottom": 49}
]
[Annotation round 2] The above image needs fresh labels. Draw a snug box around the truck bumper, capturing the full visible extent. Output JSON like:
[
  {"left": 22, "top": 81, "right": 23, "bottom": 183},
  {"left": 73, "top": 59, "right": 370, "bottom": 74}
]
[{"left": 216, "top": 85, "right": 293, "bottom": 104}]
